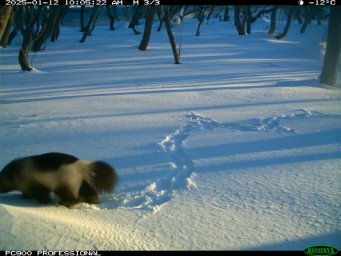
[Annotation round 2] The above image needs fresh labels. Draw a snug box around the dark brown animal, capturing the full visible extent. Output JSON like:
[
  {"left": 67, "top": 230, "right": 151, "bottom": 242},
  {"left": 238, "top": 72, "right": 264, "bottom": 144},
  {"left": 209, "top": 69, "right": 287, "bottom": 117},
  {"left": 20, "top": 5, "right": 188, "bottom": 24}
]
[{"left": 0, "top": 152, "right": 117, "bottom": 206}]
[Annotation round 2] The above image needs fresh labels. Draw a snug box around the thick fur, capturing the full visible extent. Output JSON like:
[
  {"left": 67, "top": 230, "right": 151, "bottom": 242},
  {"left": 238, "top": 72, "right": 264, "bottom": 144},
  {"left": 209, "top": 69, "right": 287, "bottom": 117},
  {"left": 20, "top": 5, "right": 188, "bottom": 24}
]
[{"left": 0, "top": 152, "right": 117, "bottom": 206}]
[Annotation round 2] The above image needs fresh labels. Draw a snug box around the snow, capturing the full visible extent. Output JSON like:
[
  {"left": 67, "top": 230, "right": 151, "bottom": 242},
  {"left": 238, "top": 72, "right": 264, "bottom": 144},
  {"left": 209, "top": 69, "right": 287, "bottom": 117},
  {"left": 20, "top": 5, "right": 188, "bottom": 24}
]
[{"left": 0, "top": 16, "right": 340, "bottom": 250}]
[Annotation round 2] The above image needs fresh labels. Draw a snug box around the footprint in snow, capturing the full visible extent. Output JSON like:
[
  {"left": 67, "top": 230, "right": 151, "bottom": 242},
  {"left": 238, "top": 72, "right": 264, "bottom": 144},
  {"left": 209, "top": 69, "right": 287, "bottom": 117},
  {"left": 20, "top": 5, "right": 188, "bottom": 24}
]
[{"left": 106, "top": 109, "right": 323, "bottom": 213}]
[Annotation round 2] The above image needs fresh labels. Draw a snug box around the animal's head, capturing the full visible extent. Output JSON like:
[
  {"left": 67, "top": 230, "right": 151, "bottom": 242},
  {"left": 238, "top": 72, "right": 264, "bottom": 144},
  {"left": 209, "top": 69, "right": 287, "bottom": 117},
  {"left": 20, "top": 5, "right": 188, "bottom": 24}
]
[
  {"left": 0, "top": 171, "right": 14, "bottom": 193},
  {"left": 0, "top": 158, "right": 22, "bottom": 193}
]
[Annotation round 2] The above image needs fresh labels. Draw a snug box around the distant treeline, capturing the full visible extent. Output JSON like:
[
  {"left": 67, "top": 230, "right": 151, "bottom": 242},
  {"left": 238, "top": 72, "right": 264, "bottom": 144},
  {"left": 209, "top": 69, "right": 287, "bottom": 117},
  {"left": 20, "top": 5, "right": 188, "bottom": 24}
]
[{"left": 0, "top": 6, "right": 339, "bottom": 85}]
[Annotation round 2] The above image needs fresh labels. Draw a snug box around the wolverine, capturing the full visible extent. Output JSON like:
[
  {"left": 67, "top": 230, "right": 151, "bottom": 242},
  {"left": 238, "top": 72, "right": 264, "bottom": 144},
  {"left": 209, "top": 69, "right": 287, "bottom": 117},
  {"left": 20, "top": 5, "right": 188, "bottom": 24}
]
[{"left": 0, "top": 152, "right": 117, "bottom": 206}]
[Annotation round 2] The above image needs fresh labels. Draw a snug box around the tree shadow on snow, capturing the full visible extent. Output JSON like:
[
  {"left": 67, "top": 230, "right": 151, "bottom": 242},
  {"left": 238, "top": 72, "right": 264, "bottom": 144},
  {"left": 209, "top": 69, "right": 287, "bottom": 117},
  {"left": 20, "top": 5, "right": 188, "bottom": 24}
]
[{"left": 188, "top": 128, "right": 341, "bottom": 174}]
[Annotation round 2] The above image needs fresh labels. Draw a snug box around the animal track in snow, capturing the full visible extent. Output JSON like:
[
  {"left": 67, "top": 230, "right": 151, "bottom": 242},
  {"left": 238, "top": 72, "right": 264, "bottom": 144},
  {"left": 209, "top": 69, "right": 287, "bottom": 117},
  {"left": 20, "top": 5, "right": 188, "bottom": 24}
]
[
  {"left": 106, "top": 112, "right": 222, "bottom": 213},
  {"left": 107, "top": 109, "right": 322, "bottom": 213},
  {"left": 223, "top": 109, "right": 316, "bottom": 133}
]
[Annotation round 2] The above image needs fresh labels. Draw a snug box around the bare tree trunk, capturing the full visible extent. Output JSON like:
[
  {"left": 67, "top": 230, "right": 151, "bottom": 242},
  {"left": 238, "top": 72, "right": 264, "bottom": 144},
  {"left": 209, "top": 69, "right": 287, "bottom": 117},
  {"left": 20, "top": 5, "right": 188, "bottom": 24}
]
[
  {"left": 106, "top": 6, "right": 116, "bottom": 31},
  {"left": 275, "top": 7, "right": 295, "bottom": 40},
  {"left": 88, "top": 6, "right": 102, "bottom": 35},
  {"left": 8, "top": 7, "right": 21, "bottom": 45},
  {"left": 250, "top": 7, "right": 273, "bottom": 23},
  {"left": 206, "top": 6, "right": 215, "bottom": 25},
  {"left": 80, "top": 6, "right": 85, "bottom": 32},
  {"left": 18, "top": 7, "right": 35, "bottom": 71},
  {"left": 300, "top": 6, "right": 313, "bottom": 33},
  {"left": 268, "top": 6, "right": 277, "bottom": 35},
  {"left": 1, "top": 16, "right": 12, "bottom": 47},
  {"left": 33, "top": 6, "right": 45, "bottom": 35},
  {"left": 51, "top": 7, "right": 67, "bottom": 42},
  {"left": 32, "top": 6, "right": 60, "bottom": 52},
  {"left": 223, "top": 6, "right": 230, "bottom": 21},
  {"left": 295, "top": 8, "right": 303, "bottom": 24},
  {"left": 195, "top": 6, "right": 204, "bottom": 36},
  {"left": 19, "top": 31, "right": 33, "bottom": 71},
  {"left": 138, "top": 6, "right": 156, "bottom": 51},
  {"left": 164, "top": 6, "right": 180, "bottom": 64},
  {"left": 0, "top": 6, "right": 13, "bottom": 39},
  {"left": 316, "top": 7, "right": 323, "bottom": 26},
  {"left": 246, "top": 6, "right": 252, "bottom": 34},
  {"left": 156, "top": 6, "right": 163, "bottom": 31},
  {"left": 80, "top": 5, "right": 100, "bottom": 43},
  {"left": 129, "top": 6, "right": 142, "bottom": 35},
  {"left": 234, "top": 6, "right": 245, "bottom": 35},
  {"left": 320, "top": 7, "right": 341, "bottom": 86}
]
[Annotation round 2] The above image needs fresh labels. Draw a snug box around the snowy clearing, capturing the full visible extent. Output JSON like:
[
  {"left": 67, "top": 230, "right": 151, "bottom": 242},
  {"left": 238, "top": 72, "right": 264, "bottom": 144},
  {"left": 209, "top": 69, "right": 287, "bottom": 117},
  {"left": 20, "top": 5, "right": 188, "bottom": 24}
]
[{"left": 0, "top": 16, "right": 340, "bottom": 250}]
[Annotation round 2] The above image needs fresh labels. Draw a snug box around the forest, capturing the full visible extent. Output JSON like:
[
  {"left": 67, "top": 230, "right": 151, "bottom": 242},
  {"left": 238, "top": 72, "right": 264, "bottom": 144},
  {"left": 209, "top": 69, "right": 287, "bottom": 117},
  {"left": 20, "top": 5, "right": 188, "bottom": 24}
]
[{"left": 0, "top": 5, "right": 340, "bottom": 86}]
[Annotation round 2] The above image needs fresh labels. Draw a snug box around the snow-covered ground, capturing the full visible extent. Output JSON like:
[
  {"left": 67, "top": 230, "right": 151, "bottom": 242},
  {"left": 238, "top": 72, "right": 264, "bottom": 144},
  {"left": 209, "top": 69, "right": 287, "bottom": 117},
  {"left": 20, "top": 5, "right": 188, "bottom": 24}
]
[{"left": 0, "top": 16, "right": 340, "bottom": 250}]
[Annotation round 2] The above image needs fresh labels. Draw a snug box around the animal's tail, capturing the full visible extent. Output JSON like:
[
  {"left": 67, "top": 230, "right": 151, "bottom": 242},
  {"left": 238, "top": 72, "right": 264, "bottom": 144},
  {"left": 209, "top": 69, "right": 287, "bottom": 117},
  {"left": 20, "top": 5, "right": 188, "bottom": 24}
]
[{"left": 89, "top": 161, "right": 117, "bottom": 193}]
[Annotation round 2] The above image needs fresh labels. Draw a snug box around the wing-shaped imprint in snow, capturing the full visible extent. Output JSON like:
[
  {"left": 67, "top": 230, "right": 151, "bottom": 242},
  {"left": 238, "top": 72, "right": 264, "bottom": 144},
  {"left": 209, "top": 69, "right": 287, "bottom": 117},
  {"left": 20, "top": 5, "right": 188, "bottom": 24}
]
[
  {"left": 224, "top": 109, "right": 318, "bottom": 132},
  {"left": 105, "top": 109, "right": 327, "bottom": 213}
]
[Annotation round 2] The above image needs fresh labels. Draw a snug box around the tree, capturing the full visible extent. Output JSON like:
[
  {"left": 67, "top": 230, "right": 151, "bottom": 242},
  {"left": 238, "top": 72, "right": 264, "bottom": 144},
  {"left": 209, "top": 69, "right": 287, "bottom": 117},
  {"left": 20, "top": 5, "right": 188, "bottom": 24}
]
[
  {"left": 6, "top": 6, "right": 22, "bottom": 46},
  {"left": 249, "top": 6, "right": 273, "bottom": 24},
  {"left": 18, "top": 6, "right": 35, "bottom": 71},
  {"left": 138, "top": 6, "right": 156, "bottom": 51},
  {"left": 275, "top": 7, "right": 296, "bottom": 40},
  {"left": 194, "top": 5, "right": 215, "bottom": 36},
  {"left": 156, "top": 6, "right": 163, "bottom": 31},
  {"left": 320, "top": 7, "right": 341, "bottom": 86},
  {"left": 268, "top": 6, "right": 278, "bottom": 35},
  {"left": 0, "top": 6, "right": 13, "bottom": 39},
  {"left": 246, "top": 6, "right": 252, "bottom": 34},
  {"left": 80, "top": 6, "right": 103, "bottom": 43},
  {"left": 80, "top": 6, "right": 85, "bottom": 32},
  {"left": 206, "top": 6, "right": 216, "bottom": 25},
  {"left": 234, "top": 6, "right": 245, "bottom": 35},
  {"left": 10, "top": 6, "right": 62, "bottom": 71},
  {"left": 129, "top": 6, "right": 143, "bottom": 35},
  {"left": 164, "top": 6, "right": 180, "bottom": 64},
  {"left": 1, "top": 14, "right": 12, "bottom": 47},
  {"left": 223, "top": 6, "right": 230, "bottom": 22},
  {"left": 51, "top": 6, "right": 67, "bottom": 42},
  {"left": 300, "top": 6, "right": 313, "bottom": 33},
  {"left": 32, "top": 6, "right": 60, "bottom": 52},
  {"left": 233, "top": 6, "right": 273, "bottom": 35},
  {"left": 106, "top": 6, "right": 117, "bottom": 31},
  {"left": 195, "top": 6, "right": 205, "bottom": 36}
]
